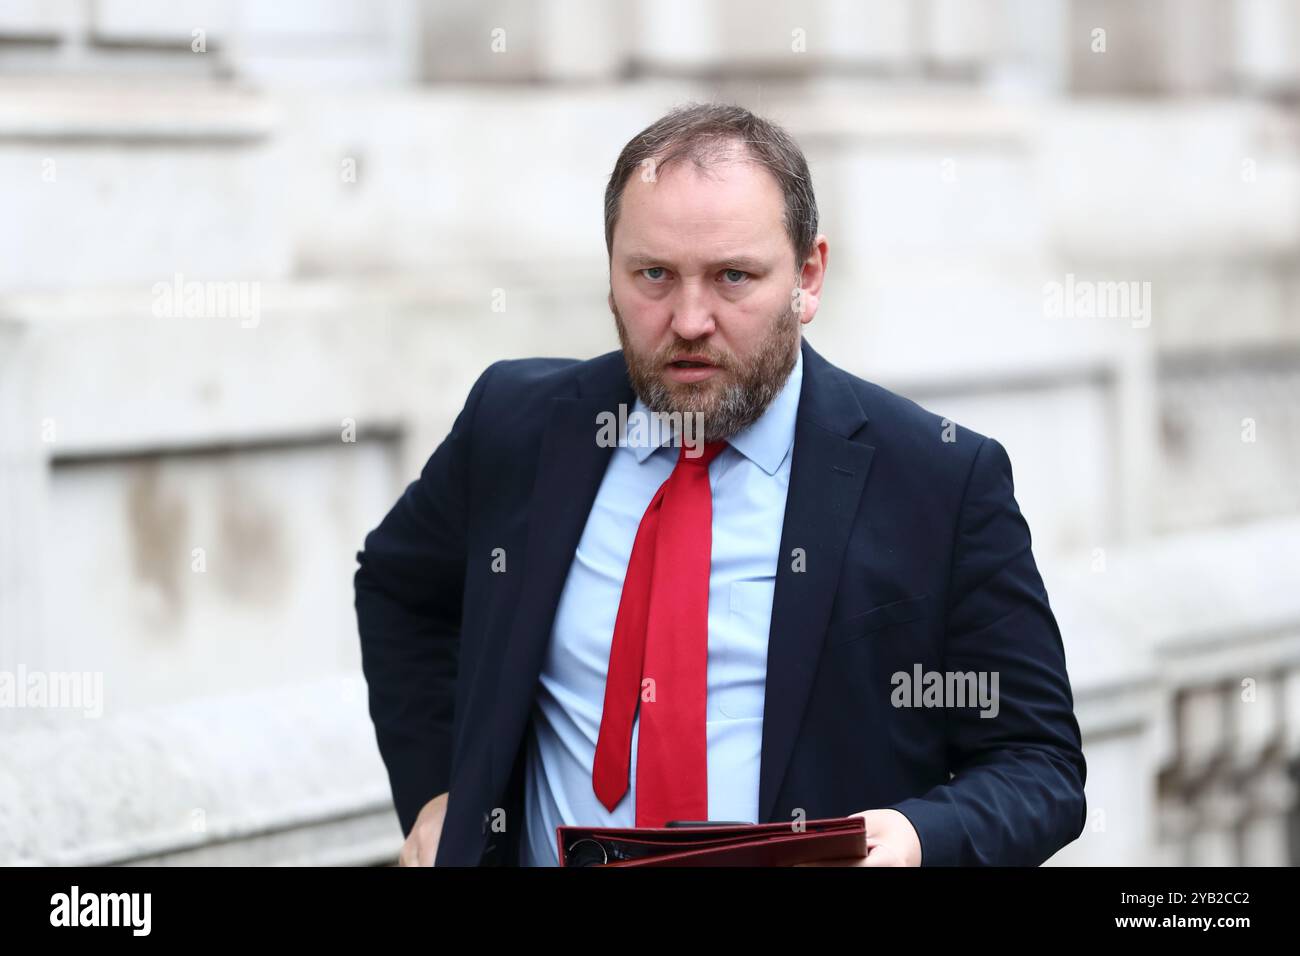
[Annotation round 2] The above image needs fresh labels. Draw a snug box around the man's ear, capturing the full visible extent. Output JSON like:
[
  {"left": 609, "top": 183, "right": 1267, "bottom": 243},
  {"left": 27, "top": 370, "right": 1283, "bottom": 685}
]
[
  {"left": 794, "top": 235, "right": 829, "bottom": 325},
  {"left": 793, "top": 286, "right": 820, "bottom": 325}
]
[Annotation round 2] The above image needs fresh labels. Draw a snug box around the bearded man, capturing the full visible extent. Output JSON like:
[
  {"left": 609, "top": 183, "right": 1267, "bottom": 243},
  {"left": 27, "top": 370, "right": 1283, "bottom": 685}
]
[{"left": 354, "top": 102, "right": 1087, "bottom": 868}]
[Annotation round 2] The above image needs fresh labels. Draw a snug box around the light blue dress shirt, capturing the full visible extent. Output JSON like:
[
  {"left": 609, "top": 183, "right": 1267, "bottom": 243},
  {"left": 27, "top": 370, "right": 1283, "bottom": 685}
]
[{"left": 520, "top": 348, "right": 804, "bottom": 866}]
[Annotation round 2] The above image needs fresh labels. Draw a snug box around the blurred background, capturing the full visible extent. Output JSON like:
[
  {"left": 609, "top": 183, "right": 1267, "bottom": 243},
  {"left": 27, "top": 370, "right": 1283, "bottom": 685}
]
[{"left": 1, "top": 0, "right": 1298, "bottom": 866}]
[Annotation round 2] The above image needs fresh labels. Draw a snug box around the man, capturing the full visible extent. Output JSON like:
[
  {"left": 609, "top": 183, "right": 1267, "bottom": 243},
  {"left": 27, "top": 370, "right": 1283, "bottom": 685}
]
[{"left": 354, "top": 103, "right": 1087, "bottom": 867}]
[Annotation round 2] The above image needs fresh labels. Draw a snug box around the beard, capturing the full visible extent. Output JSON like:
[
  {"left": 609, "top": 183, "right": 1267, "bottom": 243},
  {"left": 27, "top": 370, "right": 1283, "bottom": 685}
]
[{"left": 612, "top": 296, "right": 801, "bottom": 443}]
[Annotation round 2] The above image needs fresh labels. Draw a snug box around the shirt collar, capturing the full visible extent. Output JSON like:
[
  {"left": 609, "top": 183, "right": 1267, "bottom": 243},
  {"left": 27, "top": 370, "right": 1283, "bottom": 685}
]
[{"left": 628, "top": 345, "right": 803, "bottom": 476}]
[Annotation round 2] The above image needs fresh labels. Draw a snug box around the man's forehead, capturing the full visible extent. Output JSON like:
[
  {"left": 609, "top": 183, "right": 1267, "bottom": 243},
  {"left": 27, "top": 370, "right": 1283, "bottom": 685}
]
[
  {"left": 622, "top": 156, "right": 783, "bottom": 211},
  {"left": 615, "top": 161, "right": 786, "bottom": 257}
]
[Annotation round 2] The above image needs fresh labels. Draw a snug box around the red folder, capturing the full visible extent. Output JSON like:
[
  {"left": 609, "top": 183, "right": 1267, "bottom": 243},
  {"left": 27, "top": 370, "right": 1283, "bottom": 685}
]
[{"left": 556, "top": 816, "right": 867, "bottom": 867}]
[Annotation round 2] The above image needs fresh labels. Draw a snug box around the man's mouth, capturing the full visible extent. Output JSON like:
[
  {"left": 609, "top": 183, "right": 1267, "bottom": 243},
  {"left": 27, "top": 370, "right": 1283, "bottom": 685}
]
[
  {"left": 663, "top": 355, "right": 722, "bottom": 383},
  {"left": 667, "top": 355, "right": 717, "bottom": 369}
]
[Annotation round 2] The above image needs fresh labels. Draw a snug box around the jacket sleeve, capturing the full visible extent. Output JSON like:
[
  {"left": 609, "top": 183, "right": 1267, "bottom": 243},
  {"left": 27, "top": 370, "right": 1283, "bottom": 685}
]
[
  {"left": 353, "top": 362, "right": 498, "bottom": 837},
  {"left": 888, "top": 436, "right": 1088, "bottom": 865}
]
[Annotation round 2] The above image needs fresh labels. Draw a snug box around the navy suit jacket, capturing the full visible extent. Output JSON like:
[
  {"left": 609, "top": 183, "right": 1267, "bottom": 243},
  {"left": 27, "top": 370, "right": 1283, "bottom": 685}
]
[{"left": 354, "top": 337, "right": 1087, "bottom": 866}]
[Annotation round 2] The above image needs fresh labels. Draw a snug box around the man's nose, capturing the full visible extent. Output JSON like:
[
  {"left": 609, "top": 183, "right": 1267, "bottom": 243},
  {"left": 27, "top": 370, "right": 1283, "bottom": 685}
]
[{"left": 669, "top": 280, "right": 717, "bottom": 340}]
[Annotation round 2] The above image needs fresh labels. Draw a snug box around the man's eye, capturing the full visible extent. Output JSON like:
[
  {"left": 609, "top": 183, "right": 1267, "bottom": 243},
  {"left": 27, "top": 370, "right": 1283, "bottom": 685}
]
[
  {"left": 640, "top": 267, "right": 667, "bottom": 281},
  {"left": 722, "top": 269, "right": 749, "bottom": 284}
]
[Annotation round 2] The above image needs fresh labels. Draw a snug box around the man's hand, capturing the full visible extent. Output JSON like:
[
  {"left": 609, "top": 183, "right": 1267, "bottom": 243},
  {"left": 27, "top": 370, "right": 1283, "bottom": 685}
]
[
  {"left": 794, "top": 809, "right": 922, "bottom": 867},
  {"left": 398, "top": 792, "right": 450, "bottom": 866}
]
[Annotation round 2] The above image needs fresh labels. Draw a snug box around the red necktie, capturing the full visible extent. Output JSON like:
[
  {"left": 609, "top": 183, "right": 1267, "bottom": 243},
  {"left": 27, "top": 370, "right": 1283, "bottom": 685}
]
[{"left": 593, "top": 439, "right": 728, "bottom": 826}]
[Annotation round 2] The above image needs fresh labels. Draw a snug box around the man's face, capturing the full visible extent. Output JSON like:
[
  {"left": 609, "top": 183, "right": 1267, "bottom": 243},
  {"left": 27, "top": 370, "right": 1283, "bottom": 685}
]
[{"left": 609, "top": 152, "right": 822, "bottom": 442}]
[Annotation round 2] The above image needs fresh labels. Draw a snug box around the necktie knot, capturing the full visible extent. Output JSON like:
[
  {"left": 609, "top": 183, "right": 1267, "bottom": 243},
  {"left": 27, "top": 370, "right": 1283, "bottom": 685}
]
[{"left": 677, "top": 440, "right": 727, "bottom": 467}]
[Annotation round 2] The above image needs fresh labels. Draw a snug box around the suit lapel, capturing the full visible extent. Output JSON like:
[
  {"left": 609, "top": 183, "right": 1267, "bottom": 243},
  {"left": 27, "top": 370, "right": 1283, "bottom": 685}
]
[
  {"left": 758, "top": 339, "right": 874, "bottom": 823},
  {"left": 488, "top": 353, "right": 633, "bottom": 799}
]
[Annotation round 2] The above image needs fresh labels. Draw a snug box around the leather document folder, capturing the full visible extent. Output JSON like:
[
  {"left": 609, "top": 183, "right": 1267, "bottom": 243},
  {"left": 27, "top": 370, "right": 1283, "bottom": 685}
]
[{"left": 556, "top": 816, "right": 867, "bottom": 867}]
